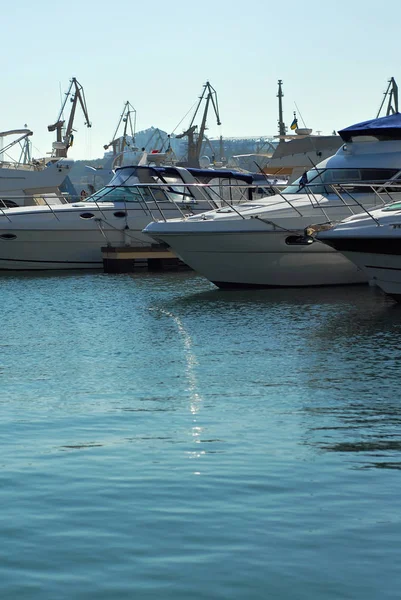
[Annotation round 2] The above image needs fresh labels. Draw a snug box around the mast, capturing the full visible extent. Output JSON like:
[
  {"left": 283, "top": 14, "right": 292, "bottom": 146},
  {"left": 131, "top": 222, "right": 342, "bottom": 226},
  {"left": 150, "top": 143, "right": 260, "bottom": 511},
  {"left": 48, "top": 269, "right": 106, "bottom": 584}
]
[
  {"left": 277, "top": 79, "right": 286, "bottom": 137},
  {"left": 219, "top": 135, "right": 224, "bottom": 162}
]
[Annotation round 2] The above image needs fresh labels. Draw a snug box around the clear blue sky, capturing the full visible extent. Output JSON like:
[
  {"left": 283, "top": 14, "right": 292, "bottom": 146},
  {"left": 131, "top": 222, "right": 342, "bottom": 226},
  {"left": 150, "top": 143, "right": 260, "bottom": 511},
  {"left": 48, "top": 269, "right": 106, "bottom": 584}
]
[{"left": 2, "top": 0, "right": 401, "bottom": 160}]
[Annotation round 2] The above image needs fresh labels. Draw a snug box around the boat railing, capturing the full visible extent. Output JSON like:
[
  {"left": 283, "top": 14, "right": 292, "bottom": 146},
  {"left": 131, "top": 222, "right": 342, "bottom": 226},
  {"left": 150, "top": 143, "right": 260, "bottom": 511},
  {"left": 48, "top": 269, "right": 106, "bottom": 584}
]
[
  {"left": 327, "top": 183, "right": 395, "bottom": 226},
  {"left": 289, "top": 180, "right": 401, "bottom": 217},
  {"left": 111, "top": 182, "right": 299, "bottom": 222},
  {"left": 0, "top": 181, "right": 400, "bottom": 226},
  {"left": 81, "top": 182, "right": 271, "bottom": 223},
  {"left": 117, "top": 181, "right": 401, "bottom": 224},
  {"left": 0, "top": 193, "right": 71, "bottom": 209},
  {"left": 305, "top": 182, "right": 401, "bottom": 233}
]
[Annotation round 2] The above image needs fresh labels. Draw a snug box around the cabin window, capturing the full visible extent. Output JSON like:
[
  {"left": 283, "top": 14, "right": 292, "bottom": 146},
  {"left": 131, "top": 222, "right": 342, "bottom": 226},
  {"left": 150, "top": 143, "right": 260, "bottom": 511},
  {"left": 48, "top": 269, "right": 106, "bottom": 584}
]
[{"left": 283, "top": 168, "right": 400, "bottom": 195}]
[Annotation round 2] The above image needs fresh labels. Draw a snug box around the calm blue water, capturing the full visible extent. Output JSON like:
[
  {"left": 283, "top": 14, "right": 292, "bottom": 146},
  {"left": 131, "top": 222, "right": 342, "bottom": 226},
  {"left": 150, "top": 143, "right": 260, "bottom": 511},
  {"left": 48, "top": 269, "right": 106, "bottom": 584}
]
[{"left": 1, "top": 271, "right": 401, "bottom": 599}]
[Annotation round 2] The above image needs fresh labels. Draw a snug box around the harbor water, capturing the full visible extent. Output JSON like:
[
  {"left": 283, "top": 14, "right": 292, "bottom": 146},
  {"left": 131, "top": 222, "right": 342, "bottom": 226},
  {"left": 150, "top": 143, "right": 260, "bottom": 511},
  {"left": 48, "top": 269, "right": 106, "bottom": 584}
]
[{"left": 1, "top": 271, "right": 401, "bottom": 599}]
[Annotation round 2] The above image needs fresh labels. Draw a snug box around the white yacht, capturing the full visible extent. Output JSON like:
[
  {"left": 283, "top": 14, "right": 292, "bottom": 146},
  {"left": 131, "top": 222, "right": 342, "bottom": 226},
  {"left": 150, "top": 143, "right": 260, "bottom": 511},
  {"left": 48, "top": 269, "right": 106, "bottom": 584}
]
[
  {"left": 143, "top": 113, "right": 401, "bottom": 288},
  {"left": 262, "top": 132, "right": 343, "bottom": 184},
  {"left": 0, "top": 129, "right": 73, "bottom": 207},
  {"left": 0, "top": 165, "right": 257, "bottom": 270},
  {"left": 316, "top": 195, "right": 401, "bottom": 302}
]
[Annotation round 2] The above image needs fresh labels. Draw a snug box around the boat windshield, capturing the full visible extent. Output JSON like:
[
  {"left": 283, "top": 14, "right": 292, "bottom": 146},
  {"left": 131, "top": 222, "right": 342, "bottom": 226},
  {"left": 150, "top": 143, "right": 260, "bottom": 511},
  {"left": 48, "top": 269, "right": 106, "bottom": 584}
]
[
  {"left": 83, "top": 183, "right": 196, "bottom": 204},
  {"left": 283, "top": 167, "right": 400, "bottom": 194},
  {"left": 84, "top": 186, "right": 151, "bottom": 203}
]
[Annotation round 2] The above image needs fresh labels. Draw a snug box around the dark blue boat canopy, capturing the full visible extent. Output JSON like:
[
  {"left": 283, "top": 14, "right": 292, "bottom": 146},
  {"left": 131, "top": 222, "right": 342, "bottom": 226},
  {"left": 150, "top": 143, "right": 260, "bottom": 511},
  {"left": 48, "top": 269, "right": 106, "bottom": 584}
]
[
  {"left": 112, "top": 165, "right": 255, "bottom": 185},
  {"left": 339, "top": 112, "right": 401, "bottom": 142},
  {"left": 183, "top": 167, "right": 254, "bottom": 184}
]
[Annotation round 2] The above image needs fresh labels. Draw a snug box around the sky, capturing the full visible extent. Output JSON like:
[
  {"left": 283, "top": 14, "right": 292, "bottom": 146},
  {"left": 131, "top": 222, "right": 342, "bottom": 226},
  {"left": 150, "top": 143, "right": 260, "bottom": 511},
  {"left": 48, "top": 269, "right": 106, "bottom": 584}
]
[{"left": 2, "top": 0, "right": 401, "bottom": 160}]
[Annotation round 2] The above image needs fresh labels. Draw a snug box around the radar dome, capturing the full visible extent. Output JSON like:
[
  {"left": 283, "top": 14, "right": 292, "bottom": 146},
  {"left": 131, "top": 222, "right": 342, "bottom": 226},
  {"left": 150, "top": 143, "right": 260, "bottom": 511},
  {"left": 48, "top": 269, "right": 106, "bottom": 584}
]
[
  {"left": 296, "top": 128, "right": 313, "bottom": 136},
  {"left": 199, "top": 155, "right": 211, "bottom": 168}
]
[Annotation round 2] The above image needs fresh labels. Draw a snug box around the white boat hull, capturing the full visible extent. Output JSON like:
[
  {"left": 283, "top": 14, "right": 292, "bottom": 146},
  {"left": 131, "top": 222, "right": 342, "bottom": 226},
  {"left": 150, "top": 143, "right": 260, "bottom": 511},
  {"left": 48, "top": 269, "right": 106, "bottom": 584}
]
[
  {"left": 148, "top": 228, "right": 367, "bottom": 287},
  {"left": 0, "top": 202, "right": 200, "bottom": 270},
  {"left": 333, "top": 250, "right": 401, "bottom": 299},
  {"left": 0, "top": 230, "right": 112, "bottom": 270},
  {"left": 316, "top": 215, "right": 401, "bottom": 300}
]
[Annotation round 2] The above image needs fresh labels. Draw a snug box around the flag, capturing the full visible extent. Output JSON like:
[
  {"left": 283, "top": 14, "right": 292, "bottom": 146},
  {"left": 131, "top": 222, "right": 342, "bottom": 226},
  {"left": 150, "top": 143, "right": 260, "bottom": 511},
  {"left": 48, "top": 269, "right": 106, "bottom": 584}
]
[{"left": 290, "top": 116, "right": 298, "bottom": 131}]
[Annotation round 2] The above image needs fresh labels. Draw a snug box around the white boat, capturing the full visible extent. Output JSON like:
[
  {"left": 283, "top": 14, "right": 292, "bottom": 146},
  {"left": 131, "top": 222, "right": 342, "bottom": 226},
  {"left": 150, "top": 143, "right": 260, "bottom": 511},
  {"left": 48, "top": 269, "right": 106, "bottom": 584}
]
[
  {"left": 0, "top": 165, "right": 257, "bottom": 271},
  {"left": 262, "top": 132, "right": 343, "bottom": 184},
  {"left": 143, "top": 113, "right": 401, "bottom": 288},
  {"left": 0, "top": 129, "right": 73, "bottom": 207},
  {"left": 316, "top": 193, "right": 401, "bottom": 302}
]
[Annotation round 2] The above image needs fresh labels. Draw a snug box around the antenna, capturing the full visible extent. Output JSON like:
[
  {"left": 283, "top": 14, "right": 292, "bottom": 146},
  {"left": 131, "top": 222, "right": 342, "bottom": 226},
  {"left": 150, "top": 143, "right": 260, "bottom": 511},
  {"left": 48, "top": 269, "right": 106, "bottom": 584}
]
[{"left": 294, "top": 102, "right": 308, "bottom": 129}]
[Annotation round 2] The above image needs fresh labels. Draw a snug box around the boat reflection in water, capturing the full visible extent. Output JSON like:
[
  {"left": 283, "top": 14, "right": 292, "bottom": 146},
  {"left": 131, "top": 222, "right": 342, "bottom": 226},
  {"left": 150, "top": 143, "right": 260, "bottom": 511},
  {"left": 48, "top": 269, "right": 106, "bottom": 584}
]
[{"left": 294, "top": 286, "right": 401, "bottom": 469}]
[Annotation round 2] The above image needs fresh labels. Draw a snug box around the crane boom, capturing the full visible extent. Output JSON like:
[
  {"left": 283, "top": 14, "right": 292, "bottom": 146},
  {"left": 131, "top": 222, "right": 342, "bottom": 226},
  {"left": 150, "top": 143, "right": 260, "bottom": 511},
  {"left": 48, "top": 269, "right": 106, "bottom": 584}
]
[
  {"left": 176, "top": 81, "right": 221, "bottom": 168},
  {"left": 48, "top": 77, "right": 92, "bottom": 157},
  {"left": 377, "top": 77, "right": 399, "bottom": 118},
  {"left": 103, "top": 101, "right": 137, "bottom": 167}
]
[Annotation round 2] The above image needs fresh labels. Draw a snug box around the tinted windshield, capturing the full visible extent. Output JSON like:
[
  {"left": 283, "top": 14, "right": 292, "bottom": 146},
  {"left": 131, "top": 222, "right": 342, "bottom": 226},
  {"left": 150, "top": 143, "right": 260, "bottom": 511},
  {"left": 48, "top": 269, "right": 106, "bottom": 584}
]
[
  {"left": 283, "top": 168, "right": 400, "bottom": 194},
  {"left": 83, "top": 184, "right": 196, "bottom": 204},
  {"left": 84, "top": 186, "right": 149, "bottom": 203}
]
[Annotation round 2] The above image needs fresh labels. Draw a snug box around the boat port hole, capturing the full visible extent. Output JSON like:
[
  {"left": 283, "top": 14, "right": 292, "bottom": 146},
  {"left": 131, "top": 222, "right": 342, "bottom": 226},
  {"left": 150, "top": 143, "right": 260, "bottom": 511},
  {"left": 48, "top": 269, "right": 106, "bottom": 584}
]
[
  {"left": 79, "top": 212, "right": 95, "bottom": 219},
  {"left": 113, "top": 211, "right": 127, "bottom": 218},
  {"left": 0, "top": 234, "right": 17, "bottom": 240},
  {"left": 285, "top": 235, "right": 314, "bottom": 246}
]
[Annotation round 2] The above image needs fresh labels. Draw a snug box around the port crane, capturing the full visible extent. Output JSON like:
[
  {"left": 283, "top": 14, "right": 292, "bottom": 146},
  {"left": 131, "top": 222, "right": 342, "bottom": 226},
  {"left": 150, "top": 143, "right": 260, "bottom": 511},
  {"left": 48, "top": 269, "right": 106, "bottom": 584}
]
[
  {"left": 103, "top": 101, "right": 137, "bottom": 167},
  {"left": 176, "top": 81, "right": 221, "bottom": 168},
  {"left": 48, "top": 77, "right": 91, "bottom": 157},
  {"left": 0, "top": 129, "right": 33, "bottom": 164},
  {"left": 377, "top": 77, "right": 399, "bottom": 117}
]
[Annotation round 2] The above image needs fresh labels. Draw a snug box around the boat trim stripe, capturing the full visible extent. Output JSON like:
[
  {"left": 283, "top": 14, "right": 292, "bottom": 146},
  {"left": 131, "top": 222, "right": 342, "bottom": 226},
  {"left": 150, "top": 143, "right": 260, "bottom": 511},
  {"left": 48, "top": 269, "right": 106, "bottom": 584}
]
[
  {"left": 0, "top": 257, "right": 102, "bottom": 264},
  {"left": 323, "top": 237, "right": 401, "bottom": 255},
  {"left": 365, "top": 264, "right": 401, "bottom": 272}
]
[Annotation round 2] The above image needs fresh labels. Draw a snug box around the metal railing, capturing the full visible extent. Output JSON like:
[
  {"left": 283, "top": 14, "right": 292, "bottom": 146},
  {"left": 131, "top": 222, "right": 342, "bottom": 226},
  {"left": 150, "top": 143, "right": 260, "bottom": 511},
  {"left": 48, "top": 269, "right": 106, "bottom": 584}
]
[
  {"left": 0, "top": 181, "right": 400, "bottom": 231},
  {"left": 0, "top": 192, "right": 71, "bottom": 209}
]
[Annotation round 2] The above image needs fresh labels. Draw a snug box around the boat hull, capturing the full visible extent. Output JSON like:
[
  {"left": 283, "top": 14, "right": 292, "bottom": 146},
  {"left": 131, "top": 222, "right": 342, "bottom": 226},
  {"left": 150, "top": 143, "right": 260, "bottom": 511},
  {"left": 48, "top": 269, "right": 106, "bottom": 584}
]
[
  {"left": 0, "top": 202, "right": 200, "bottom": 270},
  {"left": 0, "top": 230, "right": 108, "bottom": 270},
  {"left": 148, "top": 229, "right": 367, "bottom": 288},
  {"left": 319, "top": 237, "right": 401, "bottom": 300}
]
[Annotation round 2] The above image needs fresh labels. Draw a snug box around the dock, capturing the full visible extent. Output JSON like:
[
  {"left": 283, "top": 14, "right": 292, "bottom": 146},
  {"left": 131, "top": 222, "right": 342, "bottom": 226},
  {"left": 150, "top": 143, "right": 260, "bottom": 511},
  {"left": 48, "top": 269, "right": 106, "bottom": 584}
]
[{"left": 101, "top": 244, "right": 191, "bottom": 273}]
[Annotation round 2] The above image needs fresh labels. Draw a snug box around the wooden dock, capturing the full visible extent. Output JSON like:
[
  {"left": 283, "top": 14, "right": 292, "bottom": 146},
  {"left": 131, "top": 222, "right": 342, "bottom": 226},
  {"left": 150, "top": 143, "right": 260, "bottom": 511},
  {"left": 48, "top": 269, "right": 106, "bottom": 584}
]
[{"left": 101, "top": 244, "right": 191, "bottom": 273}]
